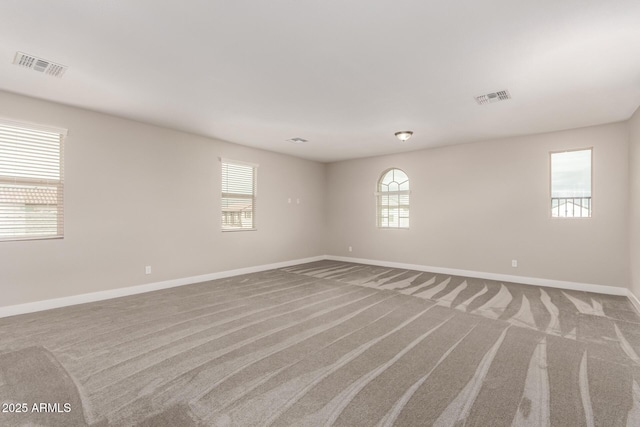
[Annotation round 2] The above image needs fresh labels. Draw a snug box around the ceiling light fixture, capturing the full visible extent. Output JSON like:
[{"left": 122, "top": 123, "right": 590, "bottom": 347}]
[
  {"left": 394, "top": 131, "right": 413, "bottom": 142},
  {"left": 287, "top": 137, "right": 308, "bottom": 144}
]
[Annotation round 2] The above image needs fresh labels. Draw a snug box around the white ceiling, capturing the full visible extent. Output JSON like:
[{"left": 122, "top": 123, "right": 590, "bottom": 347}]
[{"left": 1, "top": 0, "right": 639, "bottom": 162}]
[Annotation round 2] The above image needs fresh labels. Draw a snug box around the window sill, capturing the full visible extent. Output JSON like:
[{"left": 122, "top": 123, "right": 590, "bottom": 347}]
[{"left": 0, "top": 236, "right": 63, "bottom": 243}]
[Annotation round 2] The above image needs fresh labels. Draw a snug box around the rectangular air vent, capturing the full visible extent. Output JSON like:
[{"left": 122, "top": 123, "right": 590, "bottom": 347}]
[
  {"left": 13, "top": 52, "right": 67, "bottom": 78},
  {"left": 475, "top": 90, "right": 511, "bottom": 105}
]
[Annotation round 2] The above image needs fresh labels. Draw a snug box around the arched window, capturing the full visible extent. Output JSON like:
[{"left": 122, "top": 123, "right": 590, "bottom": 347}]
[{"left": 376, "top": 168, "right": 410, "bottom": 228}]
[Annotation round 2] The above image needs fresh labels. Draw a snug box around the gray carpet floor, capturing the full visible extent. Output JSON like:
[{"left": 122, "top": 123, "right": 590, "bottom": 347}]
[{"left": 1, "top": 260, "right": 639, "bottom": 426}]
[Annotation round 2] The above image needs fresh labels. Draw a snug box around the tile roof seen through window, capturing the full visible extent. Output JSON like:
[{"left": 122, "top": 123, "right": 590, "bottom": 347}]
[{"left": 0, "top": 186, "right": 58, "bottom": 205}]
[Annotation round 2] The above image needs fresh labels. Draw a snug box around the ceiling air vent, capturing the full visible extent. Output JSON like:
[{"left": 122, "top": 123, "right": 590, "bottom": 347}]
[
  {"left": 13, "top": 52, "right": 67, "bottom": 78},
  {"left": 475, "top": 90, "right": 511, "bottom": 105},
  {"left": 287, "top": 137, "right": 308, "bottom": 144}
]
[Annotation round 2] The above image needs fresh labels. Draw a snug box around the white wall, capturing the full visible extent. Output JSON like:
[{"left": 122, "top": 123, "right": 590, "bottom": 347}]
[
  {"left": 0, "top": 90, "right": 326, "bottom": 307},
  {"left": 0, "top": 89, "right": 635, "bottom": 310},
  {"left": 326, "top": 123, "right": 630, "bottom": 288},
  {"left": 630, "top": 106, "right": 640, "bottom": 299}
]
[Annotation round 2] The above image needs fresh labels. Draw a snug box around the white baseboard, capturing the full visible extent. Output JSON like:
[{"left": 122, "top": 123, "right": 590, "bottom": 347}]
[
  {"left": 0, "top": 255, "right": 325, "bottom": 319},
  {"left": 325, "top": 255, "right": 629, "bottom": 296},
  {"left": 628, "top": 290, "right": 640, "bottom": 314},
  {"left": 1, "top": 254, "right": 633, "bottom": 319}
]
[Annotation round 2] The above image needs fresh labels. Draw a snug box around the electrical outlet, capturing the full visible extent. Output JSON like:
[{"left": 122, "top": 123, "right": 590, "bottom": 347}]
[
  {"left": 145, "top": 266, "right": 152, "bottom": 274},
  {"left": 511, "top": 260, "right": 518, "bottom": 268},
  {"left": 348, "top": 246, "right": 353, "bottom": 252}
]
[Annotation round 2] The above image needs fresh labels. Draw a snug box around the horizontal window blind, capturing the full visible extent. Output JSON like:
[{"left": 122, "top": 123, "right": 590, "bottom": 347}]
[
  {"left": 221, "top": 160, "right": 257, "bottom": 231},
  {"left": 0, "top": 120, "right": 65, "bottom": 241}
]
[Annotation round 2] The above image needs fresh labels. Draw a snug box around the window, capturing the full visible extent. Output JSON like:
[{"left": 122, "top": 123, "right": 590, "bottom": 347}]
[
  {"left": 0, "top": 119, "right": 66, "bottom": 241},
  {"left": 550, "top": 148, "right": 592, "bottom": 218},
  {"left": 376, "top": 168, "right": 410, "bottom": 228},
  {"left": 221, "top": 159, "right": 257, "bottom": 230}
]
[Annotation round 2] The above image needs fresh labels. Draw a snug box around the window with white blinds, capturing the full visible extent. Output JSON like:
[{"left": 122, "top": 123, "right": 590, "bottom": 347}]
[
  {"left": 0, "top": 119, "right": 66, "bottom": 241},
  {"left": 376, "top": 168, "right": 410, "bottom": 229},
  {"left": 221, "top": 159, "right": 257, "bottom": 231}
]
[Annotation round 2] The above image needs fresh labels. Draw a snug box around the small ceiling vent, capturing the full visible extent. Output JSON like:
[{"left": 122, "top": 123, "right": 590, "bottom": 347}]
[
  {"left": 475, "top": 90, "right": 511, "bottom": 105},
  {"left": 287, "top": 137, "right": 308, "bottom": 144},
  {"left": 13, "top": 52, "right": 67, "bottom": 78}
]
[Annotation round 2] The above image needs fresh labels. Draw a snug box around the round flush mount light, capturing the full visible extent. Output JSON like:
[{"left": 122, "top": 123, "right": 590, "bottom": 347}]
[{"left": 394, "top": 131, "right": 413, "bottom": 142}]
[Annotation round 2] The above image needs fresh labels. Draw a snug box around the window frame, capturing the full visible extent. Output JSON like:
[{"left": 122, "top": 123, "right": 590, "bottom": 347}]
[
  {"left": 220, "top": 157, "right": 258, "bottom": 232},
  {"left": 0, "top": 117, "right": 66, "bottom": 242},
  {"left": 375, "top": 167, "right": 410, "bottom": 229},
  {"left": 549, "top": 147, "right": 593, "bottom": 219}
]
